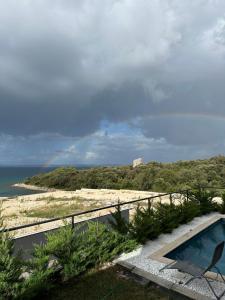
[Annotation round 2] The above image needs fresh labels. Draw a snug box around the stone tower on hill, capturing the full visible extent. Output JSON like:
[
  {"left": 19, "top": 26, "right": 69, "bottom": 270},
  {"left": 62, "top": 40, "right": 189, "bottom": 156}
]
[{"left": 133, "top": 158, "right": 144, "bottom": 168}]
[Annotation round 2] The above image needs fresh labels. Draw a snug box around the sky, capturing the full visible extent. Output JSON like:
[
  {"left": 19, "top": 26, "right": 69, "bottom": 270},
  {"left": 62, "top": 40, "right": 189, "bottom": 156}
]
[{"left": 1, "top": 0, "right": 225, "bottom": 166}]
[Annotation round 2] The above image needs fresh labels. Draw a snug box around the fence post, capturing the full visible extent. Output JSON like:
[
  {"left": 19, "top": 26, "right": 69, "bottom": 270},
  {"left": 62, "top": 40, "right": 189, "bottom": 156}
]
[
  {"left": 169, "top": 193, "right": 173, "bottom": 206},
  {"left": 148, "top": 198, "right": 151, "bottom": 210},
  {"left": 186, "top": 189, "right": 189, "bottom": 202},
  {"left": 117, "top": 199, "right": 120, "bottom": 209},
  {"left": 71, "top": 215, "right": 74, "bottom": 229},
  {"left": 116, "top": 200, "right": 121, "bottom": 216}
]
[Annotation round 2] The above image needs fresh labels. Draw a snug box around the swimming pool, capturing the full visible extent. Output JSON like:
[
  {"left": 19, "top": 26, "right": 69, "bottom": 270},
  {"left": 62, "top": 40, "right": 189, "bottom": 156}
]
[{"left": 165, "top": 218, "right": 225, "bottom": 274}]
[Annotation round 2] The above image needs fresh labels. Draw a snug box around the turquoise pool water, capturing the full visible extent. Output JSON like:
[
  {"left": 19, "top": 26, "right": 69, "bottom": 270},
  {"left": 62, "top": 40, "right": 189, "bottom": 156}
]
[{"left": 166, "top": 219, "right": 225, "bottom": 274}]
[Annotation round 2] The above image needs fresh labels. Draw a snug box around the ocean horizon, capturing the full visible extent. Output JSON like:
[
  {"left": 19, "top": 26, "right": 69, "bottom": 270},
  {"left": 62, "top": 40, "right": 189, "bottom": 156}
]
[{"left": 0, "top": 165, "right": 95, "bottom": 197}]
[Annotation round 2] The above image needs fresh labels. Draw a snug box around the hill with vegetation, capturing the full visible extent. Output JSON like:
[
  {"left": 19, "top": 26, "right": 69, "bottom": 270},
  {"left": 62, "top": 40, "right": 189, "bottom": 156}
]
[{"left": 25, "top": 156, "right": 225, "bottom": 192}]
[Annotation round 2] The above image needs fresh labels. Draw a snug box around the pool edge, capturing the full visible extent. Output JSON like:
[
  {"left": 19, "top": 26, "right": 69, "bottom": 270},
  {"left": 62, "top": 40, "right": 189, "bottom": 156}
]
[{"left": 149, "top": 214, "right": 225, "bottom": 281}]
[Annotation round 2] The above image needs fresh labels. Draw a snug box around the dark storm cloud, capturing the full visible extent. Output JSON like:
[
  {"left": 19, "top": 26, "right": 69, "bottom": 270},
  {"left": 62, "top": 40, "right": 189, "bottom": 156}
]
[
  {"left": 0, "top": 94, "right": 99, "bottom": 136},
  {"left": 140, "top": 115, "right": 225, "bottom": 146},
  {"left": 0, "top": 0, "right": 180, "bottom": 135},
  {"left": 1, "top": 0, "right": 225, "bottom": 164}
]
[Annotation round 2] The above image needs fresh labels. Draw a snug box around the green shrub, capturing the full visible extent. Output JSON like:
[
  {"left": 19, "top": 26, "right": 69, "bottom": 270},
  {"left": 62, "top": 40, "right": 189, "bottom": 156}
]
[
  {"left": 110, "top": 191, "right": 219, "bottom": 245},
  {"left": 109, "top": 205, "right": 129, "bottom": 235},
  {"left": 155, "top": 203, "right": 180, "bottom": 233},
  {"left": 129, "top": 206, "right": 161, "bottom": 243},
  {"left": 42, "top": 225, "right": 76, "bottom": 268},
  {"left": 0, "top": 233, "right": 23, "bottom": 300},
  {"left": 79, "top": 222, "right": 136, "bottom": 265},
  {"left": 0, "top": 210, "right": 24, "bottom": 300},
  {"left": 0, "top": 217, "right": 133, "bottom": 299},
  {"left": 218, "top": 192, "right": 225, "bottom": 214},
  {"left": 112, "top": 201, "right": 201, "bottom": 244},
  {"left": 19, "top": 244, "right": 56, "bottom": 300},
  {"left": 189, "top": 189, "right": 217, "bottom": 214},
  {"left": 43, "top": 222, "right": 137, "bottom": 280},
  {"left": 178, "top": 200, "right": 201, "bottom": 224}
]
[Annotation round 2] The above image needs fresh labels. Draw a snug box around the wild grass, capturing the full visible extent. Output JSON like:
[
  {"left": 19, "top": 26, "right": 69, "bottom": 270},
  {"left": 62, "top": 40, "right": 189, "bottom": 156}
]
[
  {"left": 22, "top": 201, "right": 102, "bottom": 219},
  {"left": 35, "top": 196, "right": 88, "bottom": 202},
  {"left": 22, "top": 203, "right": 85, "bottom": 219}
]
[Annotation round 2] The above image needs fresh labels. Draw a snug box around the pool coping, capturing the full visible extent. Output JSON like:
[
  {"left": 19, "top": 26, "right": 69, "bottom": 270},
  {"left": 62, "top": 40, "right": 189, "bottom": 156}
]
[
  {"left": 118, "top": 260, "right": 212, "bottom": 300},
  {"left": 149, "top": 214, "right": 225, "bottom": 281}
]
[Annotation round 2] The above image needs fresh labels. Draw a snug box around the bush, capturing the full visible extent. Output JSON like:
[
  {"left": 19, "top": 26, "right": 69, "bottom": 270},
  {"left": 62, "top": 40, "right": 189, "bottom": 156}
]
[
  {"left": 43, "top": 222, "right": 137, "bottom": 280},
  {"left": 109, "top": 205, "right": 129, "bottom": 235},
  {"left": 0, "top": 210, "right": 137, "bottom": 299},
  {"left": 42, "top": 225, "right": 76, "bottom": 269},
  {"left": 110, "top": 189, "right": 224, "bottom": 245},
  {"left": 42, "top": 225, "right": 87, "bottom": 280},
  {"left": 219, "top": 192, "right": 225, "bottom": 214},
  {"left": 110, "top": 196, "right": 210, "bottom": 244},
  {"left": 111, "top": 202, "right": 200, "bottom": 243},
  {"left": 178, "top": 200, "right": 201, "bottom": 224},
  {"left": 0, "top": 209, "right": 24, "bottom": 300},
  {"left": 155, "top": 203, "right": 180, "bottom": 233},
  {"left": 129, "top": 206, "right": 161, "bottom": 243},
  {"left": 19, "top": 244, "right": 56, "bottom": 300},
  {"left": 0, "top": 208, "right": 57, "bottom": 300},
  {"left": 189, "top": 189, "right": 217, "bottom": 214},
  {"left": 0, "top": 232, "right": 23, "bottom": 300}
]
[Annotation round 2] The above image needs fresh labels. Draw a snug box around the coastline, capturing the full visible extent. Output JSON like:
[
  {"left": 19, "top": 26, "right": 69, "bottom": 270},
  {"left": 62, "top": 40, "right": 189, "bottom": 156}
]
[{"left": 12, "top": 183, "right": 57, "bottom": 192}]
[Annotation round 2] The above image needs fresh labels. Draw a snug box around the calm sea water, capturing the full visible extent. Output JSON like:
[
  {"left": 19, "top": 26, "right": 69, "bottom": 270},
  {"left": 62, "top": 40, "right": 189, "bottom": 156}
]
[
  {"left": 0, "top": 165, "right": 101, "bottom": 197},
  {"left": 0, "top": 166, "right": 56, "bottom": 197}
]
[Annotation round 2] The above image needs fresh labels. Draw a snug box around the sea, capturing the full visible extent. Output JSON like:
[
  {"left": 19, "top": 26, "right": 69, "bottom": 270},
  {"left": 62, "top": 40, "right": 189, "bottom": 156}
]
[
  {"left": 0, "top": 165, "right": 93, "bottom": 197},
  {"left": 0, "top": 166, "right": 56, "bottom": 197}
]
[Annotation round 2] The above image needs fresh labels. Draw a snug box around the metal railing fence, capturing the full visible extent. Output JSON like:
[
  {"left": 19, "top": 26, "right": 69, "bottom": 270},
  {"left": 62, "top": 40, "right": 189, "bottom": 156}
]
[{"left": 2, "top": 185, "right": 225, "bottom": 234}]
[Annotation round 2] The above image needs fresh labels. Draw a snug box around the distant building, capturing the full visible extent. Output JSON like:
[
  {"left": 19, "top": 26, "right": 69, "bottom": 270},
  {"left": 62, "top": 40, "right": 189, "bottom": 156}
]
[{"left": 133, "top": 158, "right": 144, "bottom": 168}]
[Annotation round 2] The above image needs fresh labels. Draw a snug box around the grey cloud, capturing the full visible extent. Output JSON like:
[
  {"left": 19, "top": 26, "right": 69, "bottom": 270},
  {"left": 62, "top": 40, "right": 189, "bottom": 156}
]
[
  {"left": 140, "top": 115, "right": 225, "bottom": 146},
  {"left": 1, "top": 0, "right": 225, "bottom": 163},
  {"left": 1, "top": 130, "right": 219, "bottom": 166},
  {"left": 0, "top": 0, "right": 179, "bottom": 132}
]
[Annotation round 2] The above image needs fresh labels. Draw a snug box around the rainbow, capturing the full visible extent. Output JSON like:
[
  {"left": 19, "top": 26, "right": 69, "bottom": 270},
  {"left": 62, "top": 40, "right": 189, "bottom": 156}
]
[
  {"left": 145, "top": 112, "right": 225, "bottom": 122},
  {"left": 42, "top": 155, "right": 62, "bottom": 168},
  {"left": 42, "top": 112, "right": 225, "bottom": 168}
]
